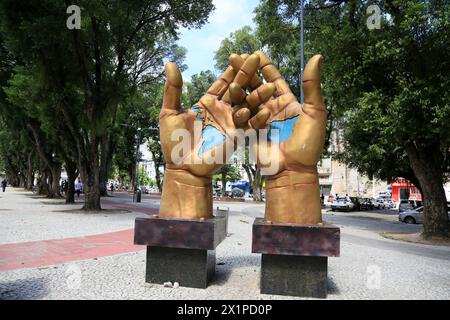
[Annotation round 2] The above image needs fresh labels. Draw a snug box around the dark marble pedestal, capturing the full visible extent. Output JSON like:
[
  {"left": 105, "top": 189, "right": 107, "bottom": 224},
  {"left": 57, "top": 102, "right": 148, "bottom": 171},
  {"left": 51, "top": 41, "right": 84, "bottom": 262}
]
[
  {"left": 134, "top": 216, "right": 226, "bottom": 289},
  {"left": 252, "top": 218, "right": 340, "bottom": 298}
]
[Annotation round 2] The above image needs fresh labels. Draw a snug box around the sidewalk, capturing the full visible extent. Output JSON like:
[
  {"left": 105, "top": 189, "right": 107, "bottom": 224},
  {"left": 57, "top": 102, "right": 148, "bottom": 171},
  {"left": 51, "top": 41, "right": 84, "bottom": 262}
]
[
  {"left": 0, "top": 229, "right": 140, "bottom": 271},
  {"left": 1, "top": 188, "right": 450, "bottom": 300}
]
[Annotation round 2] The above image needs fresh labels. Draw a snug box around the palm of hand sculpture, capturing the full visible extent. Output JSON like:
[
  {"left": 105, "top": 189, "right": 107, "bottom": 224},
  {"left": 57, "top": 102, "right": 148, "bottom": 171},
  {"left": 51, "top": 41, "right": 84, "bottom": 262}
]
[
  {"left": 230, "top": 51, "right": 327, "bottom": 224},
  {"left": 159, "top": 54, "right": 275, "bottom": 219}
]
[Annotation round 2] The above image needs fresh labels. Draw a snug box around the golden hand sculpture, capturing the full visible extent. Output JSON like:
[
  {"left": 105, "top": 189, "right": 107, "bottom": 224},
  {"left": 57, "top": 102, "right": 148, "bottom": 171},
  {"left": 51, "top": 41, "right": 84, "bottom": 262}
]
[
  {"left": 159, "top": 54, "right": 275, "bottom": 219},
  {"left": 230, "top": 51, "right": 327, "bottom": 225}
]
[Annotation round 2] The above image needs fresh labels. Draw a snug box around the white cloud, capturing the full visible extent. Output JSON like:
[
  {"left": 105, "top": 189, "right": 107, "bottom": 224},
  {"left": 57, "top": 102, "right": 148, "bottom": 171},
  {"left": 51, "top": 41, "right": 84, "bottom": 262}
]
[
  {"left": 177, "top": 0, "right": 259, "bottom": 78},
  {"left": 211, "top": 0, "right": 251, "bottom": 27}
]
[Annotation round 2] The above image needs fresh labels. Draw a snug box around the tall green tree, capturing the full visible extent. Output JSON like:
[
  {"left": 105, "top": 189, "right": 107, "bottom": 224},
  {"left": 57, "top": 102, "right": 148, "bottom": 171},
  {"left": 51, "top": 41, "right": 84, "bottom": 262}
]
[
  {"left": 214, "top": 26, "right": 261, "bottom": 71},
  {"left": 0, "top": 0, "right": 214, "bottom": 210},
  {"left": 183, "top": 70, "right": 216, "bottom": 107},
  {"left": 254, "top": 1, "right": 302, "bottom": 97},
  {"left": 214, "top": 164, "right": 242, "bottom": 197},
  {"left": 4, "top": 67, "right": 66, "bottom": 198},
  {"left": 254, "top": 0, "right": 450, "bottom": 237}
]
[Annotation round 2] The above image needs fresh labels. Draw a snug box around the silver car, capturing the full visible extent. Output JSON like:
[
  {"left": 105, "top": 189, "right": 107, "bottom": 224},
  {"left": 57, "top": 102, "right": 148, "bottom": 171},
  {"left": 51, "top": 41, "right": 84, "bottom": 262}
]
[
  {"left": 399, "top": 206, "right": 450, "bottom": 224},
  {"left": 331, "top": 199, "right": 354, "bottom": 212}
]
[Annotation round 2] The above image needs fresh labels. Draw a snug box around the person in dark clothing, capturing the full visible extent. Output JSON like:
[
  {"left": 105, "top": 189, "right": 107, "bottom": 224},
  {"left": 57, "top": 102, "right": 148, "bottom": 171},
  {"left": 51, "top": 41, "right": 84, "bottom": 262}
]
[
  {"left": 1, "top": 179, "right": 7, "bottom": 192},
  {"left": 110, "top": 182, "right": 114, "bottom": 193},
  {"left": 63, "top": 180, "right": 68, "bottom": 195}
]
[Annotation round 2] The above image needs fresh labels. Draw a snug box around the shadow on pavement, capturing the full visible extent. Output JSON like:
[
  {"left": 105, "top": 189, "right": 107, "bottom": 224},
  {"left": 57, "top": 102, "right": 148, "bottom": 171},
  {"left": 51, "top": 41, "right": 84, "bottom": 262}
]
[
  {"left": 327, "top": 277, "right": 340, "bottom": 295},
  {"left": 211, "top": 254, "right": 261, "bottom": 286},
  {"left": 0, "top": 277, "right": 50, "bottom": 300}
]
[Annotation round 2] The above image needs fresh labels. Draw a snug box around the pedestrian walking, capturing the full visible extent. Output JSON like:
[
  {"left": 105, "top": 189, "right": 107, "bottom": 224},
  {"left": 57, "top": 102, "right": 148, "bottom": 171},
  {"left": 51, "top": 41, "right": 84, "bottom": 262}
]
[
  {"left": 63, "top": 180, "right": 68, "bottom": 195},
  {"left": 75, "top": 180, "right": 82, "bottom": 198},
  {"left": 1, "top": 179, "right": 7, "bottom": 192},
  {"left": 110, "top": 182, "right": 114, "bottom": 193}
]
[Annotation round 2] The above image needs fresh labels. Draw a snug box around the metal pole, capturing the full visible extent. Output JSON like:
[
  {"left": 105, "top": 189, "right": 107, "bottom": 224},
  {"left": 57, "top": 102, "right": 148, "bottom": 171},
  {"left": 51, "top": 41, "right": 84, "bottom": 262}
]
[
  {"left": 372, "top": 179, "right": 376, "bottom": 198},
  {"left": 136, "top": 128, "right": 141, "bottom": 193},
  {"left": 300, "top": 0, "right": 305, "bottom": 104},
  {"left": 133, "top": 128, "right": 141, "bottom": 202}
]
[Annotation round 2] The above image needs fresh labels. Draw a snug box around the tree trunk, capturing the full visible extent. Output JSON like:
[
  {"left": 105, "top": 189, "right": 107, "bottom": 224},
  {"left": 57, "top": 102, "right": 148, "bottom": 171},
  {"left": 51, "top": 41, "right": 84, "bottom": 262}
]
[
  {"left": 38, "top": 167, "right": 50, "bottom": 196},
  {"left": 130, "top": 161, "right": 136, "bottom": 193},
  {"left": 155, "top": 163, "right": 162, "bottom": 192},
  {"left": 9, "top": 175, "right": 19, "bottom": 187},
  {"left": 243, "top": 164, "right": 263, "bottom": 201},
  {"left": 221, "top": 171, "right": 227, "bottom": 196},
  {"left": 28, "top": 123, "right": 62, "bottom": 197},
  {"left": 18, "top": 174, "right": 25, "bottom": 188},
  {"left": 151, "top": 150, "right": 163, "bottom": 192},
  {"left": 99, "top": 177, "right": 107, "bottom": 197},
  {"left": 26, "top": 151, "right": 34, "bottom": 190},
  {"left": 99, "top": 134, "right": 115, "bottom": 197},
  {"left": 83, "top": 137, "right": 101, "bottom": 211},
  {"left": 253, "top": 167, "right": 263, "bottom": 202},
  {"left": 406, "top": 143, "right": 449, "bottom": 238},
  {"left": 65, "top": 161, "right": 77, "bottom": 204},
  {"left": 46, "top": 165, "right": 62, "bottom": 198},
  {"left": 243, "top": 164, "right": 253, "bottom": 190},
  {"left": 99, "top": 137, "right": 108, "bottom": 197}
]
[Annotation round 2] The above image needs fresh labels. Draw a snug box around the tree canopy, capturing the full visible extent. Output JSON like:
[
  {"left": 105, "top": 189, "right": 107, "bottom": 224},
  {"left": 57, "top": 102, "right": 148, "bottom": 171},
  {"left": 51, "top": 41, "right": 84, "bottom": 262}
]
[
  {"left": 0, "top": 0, "right": 214, "bottom": 208},
  {"left": 252, "top": 0, "right": 449, "bottom": 237},
  {"left": 214, "top": 26, "right": 261, "bottom": 71}
]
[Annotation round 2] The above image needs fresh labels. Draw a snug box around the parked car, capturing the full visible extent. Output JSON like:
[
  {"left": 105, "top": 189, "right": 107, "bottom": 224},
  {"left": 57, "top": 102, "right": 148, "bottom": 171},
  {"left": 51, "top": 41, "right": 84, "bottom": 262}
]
[
  {"left": 399, "top": 207, "right": 424, "bottom": 224},
  {"left": 231, "top": 187, "right": 244, "bottom": 198},
  {"left": 349, "top": 197, "right": 361, "bottom": 211},
  {"left": 399, "top": 204, "right": 450, "bottom": 224},
  {"left": 380, "top": 198, "right": 394, "bottom": 209},
  {"left": 398, "top": 199, "right": 422, "bottom": 212},
  {"left": 331, "top": 198, "right": 355, "bottom": 212},
  {"left": 372, "top": 198, "right": 385, "bottom": 209},
  {"left": 360, "top": 198, "right": 375, "bottom": 210}
]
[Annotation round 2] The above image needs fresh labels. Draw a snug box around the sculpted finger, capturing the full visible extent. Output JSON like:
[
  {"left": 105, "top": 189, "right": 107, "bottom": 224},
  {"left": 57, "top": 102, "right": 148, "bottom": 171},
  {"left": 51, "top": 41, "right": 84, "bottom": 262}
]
[
  {"left": 255, "top": 50, "right": 292, "bottom": 96},
  {"left": 229, "top": 82, "right": 246, "bottom": 105},
  {"left": 249, "top": 108, "right": 271, "bottom": 130},
  {"left": 223, "top": 54, "right": 260, "bottom": 103},
  {"left": 246, "top": 83, "right": 276, "bottom": 113},
  {"left": 233, "top": 107, "right": 251, "bottom": 128},
  {"left": 207, "top": 66, "right": 236, "bottom": 98},
  {"left": 229, "top": 54, "right": 263, "bottom": 90},
  {"left": 303, "top": 54, "right": 324, "bottom": 107},
  {"left": 162, "top": 62, "right": 183, "bottom": 111}
]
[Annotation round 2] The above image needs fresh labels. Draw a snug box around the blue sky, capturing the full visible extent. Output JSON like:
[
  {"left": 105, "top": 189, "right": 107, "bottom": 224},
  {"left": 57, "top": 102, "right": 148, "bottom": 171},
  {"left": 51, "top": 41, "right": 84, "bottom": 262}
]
[{"left": 177, "top": 0, "right": 260, "bottom": 80}]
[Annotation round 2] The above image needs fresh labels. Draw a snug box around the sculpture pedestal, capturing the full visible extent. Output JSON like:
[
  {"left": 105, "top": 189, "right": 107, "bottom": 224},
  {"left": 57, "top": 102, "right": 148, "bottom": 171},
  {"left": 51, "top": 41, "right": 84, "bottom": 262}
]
[
  {"left": 134, "top": 216, "right": 226, "bottom": 289},
  {"left": 252, "top": 218, "right": 340, "bottom": 298}
]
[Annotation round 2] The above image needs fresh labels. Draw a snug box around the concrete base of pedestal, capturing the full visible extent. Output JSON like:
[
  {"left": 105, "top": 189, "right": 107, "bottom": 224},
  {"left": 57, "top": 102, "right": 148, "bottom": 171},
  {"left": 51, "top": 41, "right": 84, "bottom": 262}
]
[
  {"left": 261, "top": 254, "right": 328, "bottom": 298},
  {"left": 134, "top": 216, "right": 226, "bottom": 289},
  {"left": 145, "top": 246, "right": 216, "bottom": 289},
  {"left": 252, "top": 218, "right": 340, "bottom": 298}
]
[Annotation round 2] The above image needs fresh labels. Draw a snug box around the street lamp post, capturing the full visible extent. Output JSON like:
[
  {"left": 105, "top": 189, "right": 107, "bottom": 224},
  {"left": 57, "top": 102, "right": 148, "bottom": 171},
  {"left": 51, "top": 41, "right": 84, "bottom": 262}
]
[
  {"left": 120, "top": 123, "right": 158, "bottom": 203},
  {"left": 132, "top": 126, "right": 159, "bottom": 202},
  {"left": 134, "top": 127, "right": 142, "bottom": 202}
]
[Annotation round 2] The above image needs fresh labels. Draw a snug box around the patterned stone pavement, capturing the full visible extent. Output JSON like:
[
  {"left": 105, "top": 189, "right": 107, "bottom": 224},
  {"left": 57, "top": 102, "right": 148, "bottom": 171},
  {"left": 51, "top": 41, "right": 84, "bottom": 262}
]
[{"left": 1, "top": 189, "right": 449, "bottom": 300}]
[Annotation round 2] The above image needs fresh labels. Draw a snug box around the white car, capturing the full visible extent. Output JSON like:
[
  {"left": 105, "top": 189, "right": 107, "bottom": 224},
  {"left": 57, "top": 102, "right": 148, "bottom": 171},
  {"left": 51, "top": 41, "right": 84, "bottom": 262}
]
[
  {"left": 399, "top": 205, "right": 450, "bottom": 224},
  {"left": 381, "top": 199, "right": 395, "bottom": 209},
  {"left": 372, "top": 198, "right": 385, "bottom": 209},
  {"left": 331, "top": 199, "right": 355, "bottom": 212}
]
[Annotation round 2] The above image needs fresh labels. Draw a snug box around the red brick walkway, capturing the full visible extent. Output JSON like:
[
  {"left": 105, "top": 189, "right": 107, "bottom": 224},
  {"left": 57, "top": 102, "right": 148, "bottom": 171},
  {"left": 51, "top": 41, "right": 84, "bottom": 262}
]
[
  {"left": 0, "top": 229, "right": 141, "bottom": 271},
  {"left": 0, "top": 197, "right": 159, "bottom": 271}
]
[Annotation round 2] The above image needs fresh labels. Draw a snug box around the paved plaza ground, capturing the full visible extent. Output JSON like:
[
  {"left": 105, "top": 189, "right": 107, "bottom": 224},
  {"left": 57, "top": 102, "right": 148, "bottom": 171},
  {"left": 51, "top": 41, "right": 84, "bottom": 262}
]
[{"left": 0, "top": 188, "right": 449, "bottom": 300}]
